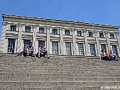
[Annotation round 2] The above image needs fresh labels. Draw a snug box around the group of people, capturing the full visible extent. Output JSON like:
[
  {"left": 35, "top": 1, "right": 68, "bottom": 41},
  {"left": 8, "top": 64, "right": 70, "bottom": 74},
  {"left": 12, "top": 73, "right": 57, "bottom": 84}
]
[
  {"left": 18, "top": 42, "right": 49, "bottom": 59},
  {"left": 100, "top": 49, "right": 117, "bottom": 61},
  {"left": 18, "top": 42, "right": 117, "bottom": 61}
]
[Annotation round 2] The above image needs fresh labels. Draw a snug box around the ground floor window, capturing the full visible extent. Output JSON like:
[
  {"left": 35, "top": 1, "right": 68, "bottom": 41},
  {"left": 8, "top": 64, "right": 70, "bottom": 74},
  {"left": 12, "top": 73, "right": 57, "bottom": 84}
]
[
  {"left": 52, "top": 42, "right": 58, "bottom": 55},
  {"left": 101, "top": 44, "right": 106, "bottom": 53},
  {"left": 89, "top": 44, "right": 96, "bottom": 56},
  {"left": 24, "top": 40, "right": 30, "bottom": 49},
  {"left": 8, "top": 39, "right": 15, "bottom": 53},
  {"left": 112, "top": 45, "right": 118, "bottom": 56},
  {"left": 78, "top": 43, "right": 84, "bottom": 55},
  {"left": 38, "top": 41, "right": 45, "bottom": 48},
  {"left": 65, "top": 42, "right": 71, "bottom": 55}
]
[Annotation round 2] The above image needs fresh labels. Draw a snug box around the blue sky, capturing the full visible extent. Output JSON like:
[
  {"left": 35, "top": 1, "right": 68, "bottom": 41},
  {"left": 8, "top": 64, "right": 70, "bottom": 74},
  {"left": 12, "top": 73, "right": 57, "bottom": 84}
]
[{"left": 0, "top": 0, "right": 120, "bottom": 37}]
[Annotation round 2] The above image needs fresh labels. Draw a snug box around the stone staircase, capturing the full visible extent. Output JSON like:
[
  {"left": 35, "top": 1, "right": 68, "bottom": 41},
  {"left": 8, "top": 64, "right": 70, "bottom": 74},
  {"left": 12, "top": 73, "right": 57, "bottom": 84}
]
[{"left": 0, "top": 54, "right": 120, "bottom": 90}]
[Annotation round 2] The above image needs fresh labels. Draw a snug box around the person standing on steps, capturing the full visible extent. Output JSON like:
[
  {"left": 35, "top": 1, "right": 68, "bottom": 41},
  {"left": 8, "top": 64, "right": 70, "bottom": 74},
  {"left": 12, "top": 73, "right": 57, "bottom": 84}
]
[{"left": 38, "top": 42, "right": 49, "bottom": 59}]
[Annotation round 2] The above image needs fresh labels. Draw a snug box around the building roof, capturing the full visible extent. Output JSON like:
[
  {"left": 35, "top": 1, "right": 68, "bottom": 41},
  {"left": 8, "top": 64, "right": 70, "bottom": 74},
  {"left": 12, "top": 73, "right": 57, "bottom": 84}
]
[{"left": 2, "top": 14, "right": 120, "bottom": 29}]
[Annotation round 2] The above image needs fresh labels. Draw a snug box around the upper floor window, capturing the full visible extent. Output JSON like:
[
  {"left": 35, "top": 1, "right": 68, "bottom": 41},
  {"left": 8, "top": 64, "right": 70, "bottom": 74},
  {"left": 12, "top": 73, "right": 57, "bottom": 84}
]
[
  {"left": 110, "top": 33, "right": 114, "bottom": 39},
  {"left": 52, "top": 29, "right": 58, "bottom": 34},
  {"left": 39, "top": 28, "right": 44, "bottom": 33},
  {"left": 25, "top": 26, "right": 31, "bottom": 32},
  {"left": 77, "top": 31, "right": 82, "bottom": 36},
  {"left": 99, "top": 33, "right": 104, "bottom": 38},
  {"left": 89, "top": 32, "right": 93, "bottom": 37},
  {"left": 65, "top": 30, "right": 70, "bottom": 35},
  {"left": 10, "top": 25, "right": 16, "bottom": 31}
]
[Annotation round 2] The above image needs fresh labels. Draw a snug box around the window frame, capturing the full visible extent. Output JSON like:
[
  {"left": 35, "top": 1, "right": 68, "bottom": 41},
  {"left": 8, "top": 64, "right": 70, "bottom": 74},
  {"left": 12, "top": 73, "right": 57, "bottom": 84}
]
[
  {"left": 77, "top": 31, "right": 82, "bottom": 36},
  {"left": 25, "top": 26, "right": 31, "bottom": 32},
  {"left": 39, "top": 28, "right": 44, "bottom": 34},
  {"left": 65, "top": 42, "right": 72, "bottom": 55},
  {"left": 10, "top": 25, "right": 16, "bottom": 31},
  {"left": 88, "top": 32, "right": 93, "bottom": 37},
  {"left": 65, "top": 30, "right": 70, "bottom": 35},
  {"left": 52, "top": 41, "right": 59, "bottom": 55},
  {"left": 78, "top": 43, "right": 84, "bottom": 55},
  {"left": 52, "top": 29, "right": 58, "bottom": 34}
]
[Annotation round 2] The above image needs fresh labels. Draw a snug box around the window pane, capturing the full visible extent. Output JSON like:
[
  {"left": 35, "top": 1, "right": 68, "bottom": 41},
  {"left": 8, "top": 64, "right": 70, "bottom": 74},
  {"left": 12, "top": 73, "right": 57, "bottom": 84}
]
[
  {"left": 112, "top": 45, "right": 118, "bottom": 56},
  {"left": 89, "top": 32, "right": 93, "bottom": 37},
  {"left": 65, "top": 42, "right": 71, "bottom": 55},
  {"left": 52, "top": 42, "right": 58, "bottom": 55},
  {"left": 8, "top": 39, "right": 15, "bottom": 53},
  {"left": 10, "top": 25, "right": 16, "bottom": 31},
  {"left": 90, "top": 44, "right": 96, "bottom": 56},
  {"left": 78, "top": 43, "right": 84, "bottom": 55},
  {"left": 39, "top": 28, "right": 44, "bottom": 33},
  {"left": 25, "top": 26, "right": 31, "bottom": 32},
  {"left": 101, "top": 44, "right": 106, "bottom": 53},
  {"left": 52, "top": 29, "right": 58, "bottom": 34},
  {"left": 100, "top": 33, "right": 104, "bottom": 38},
  {"left": 24, "top": 40, "right": 30, "bottom": 49},
  {"left": 110, "top": 34, "right": 114, "bottom": 39},
  {"left": 65, "top": 30, "right": 70, "bottom": 35},
  {"left": 77, "top": 31, "right": 81, "bottom": 36},
  {"left": 38, "top": 41, "right": 45, "bottom": 47}
]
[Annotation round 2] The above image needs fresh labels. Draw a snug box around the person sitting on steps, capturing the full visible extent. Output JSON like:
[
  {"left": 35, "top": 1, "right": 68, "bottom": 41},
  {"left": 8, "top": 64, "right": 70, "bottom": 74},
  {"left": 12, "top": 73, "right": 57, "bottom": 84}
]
[
  {"left": 38, "top": 42, "right": 49, "bottom": 59},
  {"left": 100, "top": 49, "right": 109, "bottom": 61},
  {"left": 18, "top": 42, "right": 34, "bottom": 57},
  {"left": 108, "top": 50, "right": 117, "bottom": 61}
]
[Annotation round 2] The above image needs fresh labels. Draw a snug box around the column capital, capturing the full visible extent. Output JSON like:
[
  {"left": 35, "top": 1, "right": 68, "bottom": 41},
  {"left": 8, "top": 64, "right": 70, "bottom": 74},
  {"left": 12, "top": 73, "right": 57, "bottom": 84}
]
[{"left": 2, "top": 22, "right": 8, "bottom": 26}]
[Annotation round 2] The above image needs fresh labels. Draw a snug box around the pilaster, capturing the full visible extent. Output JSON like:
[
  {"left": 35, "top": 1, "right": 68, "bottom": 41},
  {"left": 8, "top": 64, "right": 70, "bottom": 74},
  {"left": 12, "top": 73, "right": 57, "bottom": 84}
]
[
  {"left": 95, "top": 31, "right": 100, "bottom": 56},
  {"left": 72, "top": 29, "right": 77, "bottom": 55},
  {"left": 46, "top": 26, "right": 50, "bottom": 54},
  {"left": 84, "top": 29, "right": 89, "bottom": 56},
  {"left": 59, "top": 27, "right": 65, "bottom": 55}
]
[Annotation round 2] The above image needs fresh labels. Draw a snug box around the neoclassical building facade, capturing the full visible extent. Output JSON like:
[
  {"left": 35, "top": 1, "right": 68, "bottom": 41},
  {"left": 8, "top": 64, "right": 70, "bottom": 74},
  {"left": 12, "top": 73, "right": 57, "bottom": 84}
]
[{"left": 0, "top": 14, "right": 120, "bottom": 57}]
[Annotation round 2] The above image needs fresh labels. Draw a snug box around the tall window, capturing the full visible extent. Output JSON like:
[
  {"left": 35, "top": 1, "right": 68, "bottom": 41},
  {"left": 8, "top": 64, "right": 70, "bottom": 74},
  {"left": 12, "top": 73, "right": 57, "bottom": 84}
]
[
  {"left": 65, "top": 30, "right": 70, "bottom": 35},
  {"left": 65, "top": 42, "right": 71, "bottom": 55},
  {"left": 110, "top": 33, "right": 114, "bottom": 39},
  {"left": 112, "top": 45, "right": 118, "bottom": 56},
  {"left": 25, "top": 26, "right": 31, "bottom": 32},
  {"left": 89, "top": 44, "right": 96, "bottom": 56},
  {"left": 39, "top": 28, "right": 44, "bottom": 33},
  {"left": 101, "top": 44, "right": 106, "bottom": 53},
  {"left": 52, "top": 42, "right": 58, "bottom": 55},
  {"left": 78, "top": 43, "right": 84, "bottom": 55},
  {"left": 24, "top": 40, "right": 30, "bottom": 49},
  {"left": 89, "top": 32, "right": 93, "bottom": 37},
  {"left": 99, "top": 33, "right": 104, "bottom": 38},
  {"left": 52, "top": 29, "right": 58, "bottom": 34},
  {"left": 38, "top": 41, "right": 45, "bottom": 48},
  {"left": 8, "top": 39, "right": 15, "bottom": 53},
  {"left": 77, "top": 31, "right": 82, "bottom": 36},
  {"left": 10, "top": 25, "right": 16, "bottom": 31}
]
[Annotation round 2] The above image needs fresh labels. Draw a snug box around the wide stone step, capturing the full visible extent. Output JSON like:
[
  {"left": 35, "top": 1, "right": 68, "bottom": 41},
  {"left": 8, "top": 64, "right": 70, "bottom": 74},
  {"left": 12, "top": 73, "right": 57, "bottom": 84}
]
[
  {"left": 0, "top": 86, "right": 110, "bottom": 90},
  {"left": 0, "top": 81, "right": 120, "bottom": 88},
  {"left": 1, "top": 76, "right": 120, "bottom": 82},
  {"left": 1, "top": 73, "right": 120, "bottom": 79}
]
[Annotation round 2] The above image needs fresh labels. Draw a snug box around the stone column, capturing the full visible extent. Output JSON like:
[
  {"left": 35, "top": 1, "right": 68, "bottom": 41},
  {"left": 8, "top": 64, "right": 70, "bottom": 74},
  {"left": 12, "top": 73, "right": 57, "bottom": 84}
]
[
  {"left": 95, "top": 31, "right": 100, "bottom": 56},
  {"left": 16, "top": 24, "right": 23, "bottom": 53},
  {"left": 59, "top": 27, "right": 65, "bottom": 55},
  {"left": 32, "top": 25, "right": 37, "bottom": 54},
  {"left": 116, "top": 32, "right": 120, "bottom": 57},
  {"left": 46, "top": 26, "right": 50, "bottom": 54},
  {"left": 84, "top": 30, "right": 89, "bottom": 56},
  {"left": 106, "top": 31, "right": 111, "bottom": 53},
  {"left": 0, "top": 22, "right": 7, "bottom": 53},
  {"left": 72, "top": 29, "right": 77, "bottom": 55}
]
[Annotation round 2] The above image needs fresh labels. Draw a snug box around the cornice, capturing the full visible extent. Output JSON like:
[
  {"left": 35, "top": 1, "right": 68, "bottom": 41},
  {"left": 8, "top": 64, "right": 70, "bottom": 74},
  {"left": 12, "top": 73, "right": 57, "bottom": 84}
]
[{"left": 2, "top": 14, "right": 120, "bottom": 29}]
